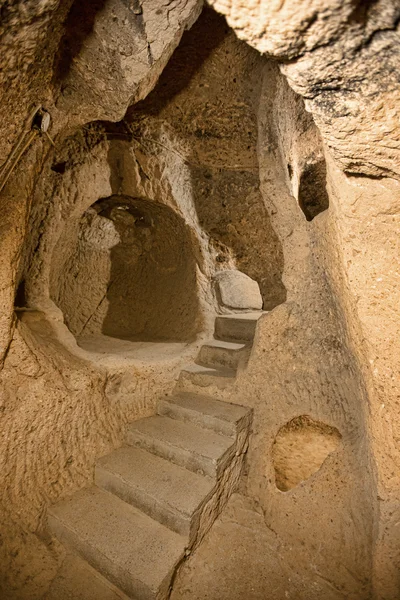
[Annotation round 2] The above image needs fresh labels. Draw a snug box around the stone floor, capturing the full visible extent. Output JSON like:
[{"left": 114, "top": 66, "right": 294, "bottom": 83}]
[
  {"left": 170, "top": 494, "right": 347, "bottom": 600},
  {"left": 44, "top": 493, "right": 353, "bottom": 600},
  {"left": 44, "top": 555, "right": 130, "bottom": 600},
  {"left": 78, "top": 335, "right": 191, "bottom": 364}
]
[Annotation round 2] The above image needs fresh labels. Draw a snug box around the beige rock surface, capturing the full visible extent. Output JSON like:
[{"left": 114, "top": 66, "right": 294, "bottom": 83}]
[
  {"left": 171, "top": 493, "right": 368, "bottom": 600},
  {"left": 0, "top": 0, "right": 203, "bottom": 366},
  {"left": 0, "top": 2, "right": 399, "bottom": 600},
  {"left": 54, "top": 0, "right": 203, "bottom": 124},
  {"left": 215, "top": 270, "right": 263, "bottom": 310},
  {"left": 208, "top": 0, "right": 400, "bottom": 179},
  {"left": 44, "top": 555, "right": 130, "bottom": 600},
  {"left": 198, "top": 6, "right": 400, "bottom": 594},
  {"left": 127, "top": 7, "right": 287, "bottom": 310}
]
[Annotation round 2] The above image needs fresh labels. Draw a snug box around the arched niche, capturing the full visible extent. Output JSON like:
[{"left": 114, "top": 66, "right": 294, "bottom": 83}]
[{"left": 49, "top": 195, "right": 202, "bottom": 343}]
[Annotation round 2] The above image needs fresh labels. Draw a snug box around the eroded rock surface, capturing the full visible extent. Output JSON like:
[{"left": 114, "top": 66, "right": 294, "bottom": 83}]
[
  {"left": 0, "top": 2, "right": 399, "bottom": 600},
  {"left": 54, "top": 0, "right": 203, "bottom": 124},
  {"left": 208, "top": 0, "right": 400, "bottom": 179}
]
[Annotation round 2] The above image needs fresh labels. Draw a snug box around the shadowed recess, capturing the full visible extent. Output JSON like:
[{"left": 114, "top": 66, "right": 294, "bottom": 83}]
[
  {"left": 50, "top": 195, "right": 202, "bottom": 342},
  {"left": 272, "top": 415, "right": 341, "bottom": 491}
]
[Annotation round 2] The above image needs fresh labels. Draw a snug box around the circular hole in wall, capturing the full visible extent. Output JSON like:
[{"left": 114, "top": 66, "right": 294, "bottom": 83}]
[
  {"left": 50, "top": 195, "right": 201, "bottom": 343},
  {"left": 272, "top": 415, "right": 341, "bottom": 492}
]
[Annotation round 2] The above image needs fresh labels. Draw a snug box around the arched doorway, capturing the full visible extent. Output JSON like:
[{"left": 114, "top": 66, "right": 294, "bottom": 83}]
[{"left": 50, "top": 195, "right": 202, "bottom": 345}]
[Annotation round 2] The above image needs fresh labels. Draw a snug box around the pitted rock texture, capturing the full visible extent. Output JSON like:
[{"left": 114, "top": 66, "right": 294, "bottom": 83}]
[
  {"left": 0, "top": 0, "right": 203, "bottom": 367},
  {"left": 54, "top": 0, "right": 203, "bottom": 124},
  {"left": 171, "top": 493, "right": 371, "bottom": 600},
  {"left": 0, "top": 3, "right": 399, "bottom": 600},
  {"left": 50, "top": 195, "right": 202, "bottom": 342},
  {"left": 128, "top": 7, "right": 286, "bottom": 310},
  {"left": 208, "top": 0, "right": 400, "bottom": 179},
  {"left": 272, "top": 415, "right": 342, "bottom": 491}
]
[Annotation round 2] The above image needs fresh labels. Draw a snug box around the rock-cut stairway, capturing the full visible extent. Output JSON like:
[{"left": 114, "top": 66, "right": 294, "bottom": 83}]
[{"left": 48, "top": 312, "right": 262, "bottom": 600}]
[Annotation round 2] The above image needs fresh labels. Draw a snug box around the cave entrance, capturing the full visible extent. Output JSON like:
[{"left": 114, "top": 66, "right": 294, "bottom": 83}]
[{"left": 50, "top": 195, "right": 201, "bottom": 350}]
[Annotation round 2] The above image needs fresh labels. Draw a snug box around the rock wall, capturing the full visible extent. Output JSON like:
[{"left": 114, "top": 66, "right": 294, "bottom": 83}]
[
  {"left": 323, "top": 163, "right": 400, "bottom": 600},
  {"left": 0, "top": 0, "right": 203, "bottom": 366},
  {"left": 0, "top": 2, "right": 206, "bottom": 597},
  {"left": 208, "top": 0, "right": 400, "bottom": 179},
  {"left": 0, "top": 2, "right": 399, "bottom": 599},
  {"left": 205, "top": 1, "right": 400, "bottom": 597},
  {"left": 128, "top": 8, "right": 286, "bottom": 310},
  {"left": 50, "top": 195, "right": 202, "bottom": 341},
  {"left": 174, "top": 61, "right": 375, "bottom": 598}
]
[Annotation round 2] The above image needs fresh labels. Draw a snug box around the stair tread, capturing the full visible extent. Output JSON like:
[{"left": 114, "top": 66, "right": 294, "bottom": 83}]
[
  {"left": 97, "top": 446, "right": 214, "bottom": 518},
  {"left": 127, "top": 415, "right": 233, "bottom": 461},
  {"left": 165, "top": 393, "right": 249, "bottom": 424},
  {"left": 48, "top": 486, "right": 185, "bottom": 596},
  {"left": 183, "top": 363, "right": 236, "bottom": 377},
  {"left": 216, "top": 312, "right": 264, "bottom": 322},
  {"left": 201, "top": 339, "right": 247, "bottom": 351},
  {"left": 214, "top": 312, "right": 265, "bottom": 343}
]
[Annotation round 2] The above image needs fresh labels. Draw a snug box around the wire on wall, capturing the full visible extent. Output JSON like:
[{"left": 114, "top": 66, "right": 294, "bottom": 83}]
[{"left": 0, "top": 106, "right": 54, "bottom": 195}]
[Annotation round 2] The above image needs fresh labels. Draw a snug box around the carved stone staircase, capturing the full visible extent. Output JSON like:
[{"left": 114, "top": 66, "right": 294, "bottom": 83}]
[{"left": 47, "top": 312, "right": 262, "bottom": 600}]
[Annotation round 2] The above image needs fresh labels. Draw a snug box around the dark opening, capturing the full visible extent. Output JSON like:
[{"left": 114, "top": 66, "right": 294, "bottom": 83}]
[
  {"left": 14, "top": 280, "right": 27, "bottom": 309},
  {"left": 298, "top": 159, "right": 329, "bottom": 221},
  {"left": 50, "top": 195, "right": 201, "bottom": 342}
]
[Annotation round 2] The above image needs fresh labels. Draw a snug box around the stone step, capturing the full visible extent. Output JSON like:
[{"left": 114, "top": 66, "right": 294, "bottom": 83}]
[
  {"left": 214, "top": 312, "right": 264, "bottom": 342},
  {"left": 95, "top": 446, "right": 214, "bottom": 536},
  {"left": 48, "top": 486, "right": 186, "bottom": 600},
  {"left": 197, "top": 339, "right": 248, "bottom": 370},
  {"left": 179, "top": 363, "right": 236, "bottom": 389},
  {"left": 158, "top": 393, "right": 250, "bottom": 438},
  {"left": 44, "top": 554, "right": 131, "bottom": 600},
  {"left": 126, "top": 415, "right": 234, "bottom": 477}
]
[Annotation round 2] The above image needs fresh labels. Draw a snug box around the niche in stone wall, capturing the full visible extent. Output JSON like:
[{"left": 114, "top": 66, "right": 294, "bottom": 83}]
[
  {"left": 50, "top": 195, "right": 201, "bottom": 342},
  {"left": 274, "top": 68, "right": 330, "bottom": 222},
  {"left": 297, "top": 156, "right": 329, "bottom": 221},
  {"left": 272, "top": 416, "right": 341, "bottom": 491}
]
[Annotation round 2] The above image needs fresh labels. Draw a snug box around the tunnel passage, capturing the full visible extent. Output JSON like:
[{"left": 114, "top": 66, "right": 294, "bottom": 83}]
[
  {"left": 50, "top": 195, "right": 201, "bottom": 342},
  {"left": 127, "top": 7, "right": 287, "bottom": 311}
]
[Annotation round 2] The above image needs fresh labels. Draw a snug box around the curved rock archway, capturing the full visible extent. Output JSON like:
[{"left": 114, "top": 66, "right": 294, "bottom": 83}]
[{"left": 50, "top": 195, "right": 202, "bottom": 343}]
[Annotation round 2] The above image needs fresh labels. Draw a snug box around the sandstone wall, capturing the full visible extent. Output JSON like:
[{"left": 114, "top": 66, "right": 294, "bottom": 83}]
[
  {"left": 0, "top": 2, "right": 399, "bottom": 599},
  {"left": 0, "top": 2, "right": 205, "bottom": 597},
  {"left": 205, "top": 1, "right": 400, "bottom": 597}
]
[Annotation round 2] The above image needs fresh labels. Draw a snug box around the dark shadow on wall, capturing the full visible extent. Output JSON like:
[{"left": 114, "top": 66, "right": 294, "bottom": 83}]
[
  {"left": 49, "top": 194, "right": 203, "bottom": 342},
  {"left": 125, "top": 6, "right": 230, "bottom": 120},
  {"left": 190, "top": 166, "right": 287, "bottom": 310},
  {"left": 124, "top": 6, "right": 287, "bottom": 310},
  {"left": 91, "top": 196, "right": 201, "bottom": 342},
  {"left": 53, "top": 0, "right": 108, "bottom": 84},
  {"left": 298, "top": 157, "right": 329, "bottom": 221},
  {"left": 272, "top": 71, "right": 330, "bottom": 223}
]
